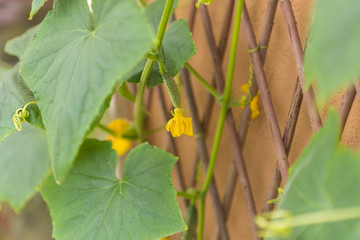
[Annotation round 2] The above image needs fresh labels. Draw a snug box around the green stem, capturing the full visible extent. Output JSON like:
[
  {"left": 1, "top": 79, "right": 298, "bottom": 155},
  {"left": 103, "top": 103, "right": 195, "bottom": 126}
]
[
  {"left": 144, "top": 124, "right": 166, "bottom": 136},
  {"left": 290, "top": 207, "right": 360, "bottom": 228},
  {"left": 198, "top": 195, "right": 205, "bottom": 239},
  {"left": 177, "top": 191, "right": 194, "bottom": 200},
  {"left": 134, "top": 59, "right": 155, "bottom": 141},
  {"left": 257, "top": 207, "right": 360, "bottom": 238},
  {"left": 197, "top": 1, "right": 244, "bottom": 239},
  {"left": 153, "top": 0, "right": 174, "bottom": 53},
  {"left": 184, "top": 62, "right": 220, "bottom": 99},
  {"left": 97, "top": 123, "right": 116, "bottom": 136},
  {"left": 134, "top": 0, "right": 174, "bottom": 141},
  {"left": 159, "top": 54, "right": 182, "bottom": 108}
]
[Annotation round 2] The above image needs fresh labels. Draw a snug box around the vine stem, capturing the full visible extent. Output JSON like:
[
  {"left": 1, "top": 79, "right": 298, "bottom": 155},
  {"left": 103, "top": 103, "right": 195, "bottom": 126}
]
[
  {"left": 134, "top": 59, "right": 155, "bottom": 141},
  {"left": 134, "top": 0, "right": 174, "bottom": 141},
  {"left": 184, "top": 62, "right": 219, "bottom": 99},
  {"left": 97, "top": 123, "right": 116, "bottom": 136},
  {"left": 181, "top": 1, "right": 234, "bottom": 238},
  {"left": 197, "top": 1, "right": 244, "bottom": 239}
]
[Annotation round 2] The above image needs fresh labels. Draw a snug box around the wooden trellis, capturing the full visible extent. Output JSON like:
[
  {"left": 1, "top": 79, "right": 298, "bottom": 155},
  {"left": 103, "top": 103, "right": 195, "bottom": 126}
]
[{"left": 150, "top": 0, "right": 358, "bottom": 239}]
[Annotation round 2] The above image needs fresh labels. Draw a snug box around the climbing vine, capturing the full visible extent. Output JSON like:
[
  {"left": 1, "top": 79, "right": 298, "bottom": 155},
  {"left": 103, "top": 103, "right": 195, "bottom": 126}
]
[{"left": 1, "top": 0, "right": 360, "bottom": 239}]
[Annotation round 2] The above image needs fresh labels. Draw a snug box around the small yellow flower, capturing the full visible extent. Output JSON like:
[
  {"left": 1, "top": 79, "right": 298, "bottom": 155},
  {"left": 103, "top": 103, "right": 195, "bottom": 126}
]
[
  {"left": 250, "top": 94, "right": 260, "bottom": 119},
  {"left": 241, "top": 83, "right": 250, "bottom": 94},
  {"left": 239, "top": 96, "right": 247, "bottom": 109},
  {"left": 106, "top": 119, "right": 132, "bottom": 155},
  {"left": 166, "top": 108, "right": 193, "bottom": 137}
]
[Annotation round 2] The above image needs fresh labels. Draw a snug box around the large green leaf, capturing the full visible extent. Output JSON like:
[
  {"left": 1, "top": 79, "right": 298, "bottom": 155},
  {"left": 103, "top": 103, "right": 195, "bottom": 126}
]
[
  {"left": 0, "top": 66, "right": 43, "bottom": 141},
  {"left": 125, "top": 19, "right": 196, "bottom": 87},
  {"left": 5, "top": 25, "right": 39, "bottom": 60},
  {"left": 0, "top": 123, "right": 49, "bottom": 212},
  {"left": 267, "top": 110, "right": 360, "bottom": 240},
  {"left": 305, "top": 0, "right": 360, "bottom": 105},
  {"left": 21, "top": 0, "right": 153, "bottom": 183},
  {"left": 29, "top": 0, "right": 48, "bottom": 20},
  {"left": 40, "top": 140, "right": 186, "bottom": 240}
]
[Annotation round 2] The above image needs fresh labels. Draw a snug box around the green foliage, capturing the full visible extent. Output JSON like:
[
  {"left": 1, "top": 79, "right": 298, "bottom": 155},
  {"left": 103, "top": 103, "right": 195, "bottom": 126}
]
[
  {"left": 125, "top": 5, "right": 196, "bottom": 87},
  {"left": 182, "top": 205, "right": 197, "bottom": 240},
  {"left": 0, "top": 123, "right": 49, "bottom": 212},
  {"left": 40, "top": 140, "right": 186, "bottom": 240},
  {"left": 5, "top": 25, "right": 39, "bottom": 60},
  {"left": 21, "top": 0, "right": 154, "bottom": 182},
  {"left": 0, "top": 66, "right": 42, "bottom": 141},
  {"left": 118, "top": 83, "right": 136, "bottom": 102},
  {"left": 29, "top": 0, "right": 48, "bottom": 20},
  {"left": 305, "top": 0, "right": 360, "bottom": 105},
  {"left": 0, "top": 25, "right": 43, "bottom": 141},
  {"left": 267, "top": 110, "right": 360, "bottom": 239},
  {"left": 145, "top": 0, "right": 178, "bottom": 31}
]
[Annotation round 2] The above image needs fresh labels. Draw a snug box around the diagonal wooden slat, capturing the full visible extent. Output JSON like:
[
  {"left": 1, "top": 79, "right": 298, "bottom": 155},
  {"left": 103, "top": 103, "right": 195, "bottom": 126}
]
[
  {"left": 263, "top": 78, "right": 303, "bottom": 212},
  {"left": 264, "top": 84, "right": 358, "bottom": 212},
  {"left": 280, "top": 0, "right": 323, "bottom": 132},
  {"left": 339, "top": 86, "right": 356, "bottom": 132},
  {"left": 198, "top": 4, "right": 259, "bottom": 240},
  {"left": 355, "top": 81, "right": 360, "bottom": 101},
  {"left": 180, "top": 0, "right": 359, "bottom": 238},
  {"left": 241, "top": 2, "right": 290, "bottom": 182},
  {"left": 263, "top": 0, "right": 359, "bottom": 212},
  {"left": 188, "top": 0, "right": 234, "bottom": 191},
  {"left": 212, "top": 0, "right": 279, "bottom": 238},
  {"left": 179, "top": 4, "right": 232, "bottom": 240},
  {"left": 181, "top": 69, "right": 230, "bottom": 240}
]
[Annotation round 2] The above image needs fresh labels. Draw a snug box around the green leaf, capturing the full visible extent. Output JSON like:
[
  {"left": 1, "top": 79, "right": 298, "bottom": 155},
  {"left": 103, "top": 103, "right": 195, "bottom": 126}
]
[
  {"left": 145, "top": 0, "right": 178, "bottom": 32},
  {"left": 0, "top": 66, "right": 43, "bottom": 141},
  {"left": 29, "top": 0, "right": 48, "bottom": 20},
  {"left": 125, "top": 19, "right": 196, "bottom": 87},
  {"left": 21, "top": 0, "right": 153, "bottom": 182},
  {"left": 118, "top": 83, "right": 136, "bottom": 102},
  {"left": 5, "top": 25, "right": 39, "bottom": 60},
  {"left": 86, "top": 88, "right": 113, "bottom": 137},
  {"left": 40, "top": 140, "right": 187, "bottom": 240},
  {"left": 0, "top": 123, "right": 49, "bottom": 212},
  {"left": 268, "top": 110, "right": 360, "bottom": 240},
  {"left": 305, "top": 0, "right": 360, "bottom": 105},
  {"left": 181, "top": 205, "right": 197, "bottom": 240}
]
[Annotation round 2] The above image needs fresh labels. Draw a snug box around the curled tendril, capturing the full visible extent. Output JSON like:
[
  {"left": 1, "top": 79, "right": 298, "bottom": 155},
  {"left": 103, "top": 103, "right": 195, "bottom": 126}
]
[{"left": 12, "top": 101, "right": 37, "bottom": 131}]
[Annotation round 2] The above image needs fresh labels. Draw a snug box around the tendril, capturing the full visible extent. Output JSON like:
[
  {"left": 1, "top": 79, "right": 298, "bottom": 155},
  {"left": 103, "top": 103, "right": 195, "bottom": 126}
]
[{"left": 12, "top": 101, "right": 37, "bottom": 131}]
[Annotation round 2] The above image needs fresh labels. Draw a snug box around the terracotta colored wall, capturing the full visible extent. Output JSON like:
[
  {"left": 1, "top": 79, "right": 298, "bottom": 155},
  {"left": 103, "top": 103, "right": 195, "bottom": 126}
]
[{"left": 144, "top": 0, "right": 360, "bottom": 239}]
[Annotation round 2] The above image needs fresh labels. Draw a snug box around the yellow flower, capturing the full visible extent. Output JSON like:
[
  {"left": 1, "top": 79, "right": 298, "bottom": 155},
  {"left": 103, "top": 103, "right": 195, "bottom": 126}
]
[
  {"left": 106, "top": 119, "right": 132, "bottom": 155},
  {"left": 166, "top": 108, "right": 193, "bottom": 137},
  {"left": 241, "top": 83, "right": 250, "bottom": 94},
  {"left": 160, "top": 238, "right": 169, "bottom": 240},
  {"left": 239, "top": 96, "right": 247, "bottom": 109},
  {"left": 250, "top": 94, "right": 260, "bottom": 119}
]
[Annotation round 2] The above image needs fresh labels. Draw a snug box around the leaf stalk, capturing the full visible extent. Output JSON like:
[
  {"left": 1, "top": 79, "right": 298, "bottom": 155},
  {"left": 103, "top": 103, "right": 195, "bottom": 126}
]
[{"left": 134, "top": 0, "right": 175, "bottom": 141}]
